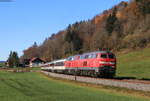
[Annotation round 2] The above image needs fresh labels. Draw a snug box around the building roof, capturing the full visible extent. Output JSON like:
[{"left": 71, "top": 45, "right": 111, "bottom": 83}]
[{"left": 30, "top": 57, "right": 45, "bottom": 63}]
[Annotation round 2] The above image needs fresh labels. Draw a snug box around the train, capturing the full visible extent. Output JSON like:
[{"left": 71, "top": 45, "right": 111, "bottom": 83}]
[{"left": 41, "top": 51, "right": 116, "bottom": 78}]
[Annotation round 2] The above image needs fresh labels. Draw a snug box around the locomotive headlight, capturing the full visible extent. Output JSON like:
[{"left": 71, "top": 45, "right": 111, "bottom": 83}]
[
  {"left": 99, "top": 61, "right": 109, "bottom": 64},
  {"left": 99, "top": 61, "right": 115, "bottom": 64},
  {"left": 109, "top": 62, "right": 115, "bottom": 65}
]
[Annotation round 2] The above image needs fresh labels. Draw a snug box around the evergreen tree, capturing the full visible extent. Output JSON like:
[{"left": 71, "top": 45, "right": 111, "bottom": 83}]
[
  {"left": 65, "top": 28, "right": 73, "bottom": 43},
  {"left": 33, "top": 42, "right": 38, "bottom": 47},
  {"left": 12, "top": 52, "right": 20, "bottom": 67},
  {"left": 105, "top": 7, "right": 118, "bottom": 34},
  {"left": 8, "top": 51, "right": 13, "bottom": 67},
  {"left": 64, "top": 26, "right": 82, "bottom": 53},
  {"left": 7, "top": 51, "right": 20, "bottom": 68},
  {"left": 136, "top": 0, "right": 150, "bottom": 15},
  {"left": 71, "top": 30, "right": 82, "bottom": 51}
]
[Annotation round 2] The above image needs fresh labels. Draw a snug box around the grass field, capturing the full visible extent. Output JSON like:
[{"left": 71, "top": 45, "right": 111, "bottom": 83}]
[
  {"left": 0, "top": 63, "right": 5, "bottom": 67},
  {"left": 0, "top": 71, "right": 149, "bottom": 101},
  {"left": 0, "top": 48, "right": 150, "bottom": 101},
  {"left": 117, "top": 48, "right": 150, "bottom": 79}
]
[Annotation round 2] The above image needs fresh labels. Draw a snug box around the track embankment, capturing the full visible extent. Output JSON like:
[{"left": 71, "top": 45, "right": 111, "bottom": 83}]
[{"left": 41, "top": 71, "right": 150, "bottom": 92}]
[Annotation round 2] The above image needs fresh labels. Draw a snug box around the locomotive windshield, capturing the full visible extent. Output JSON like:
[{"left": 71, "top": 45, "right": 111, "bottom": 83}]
[
  {"left": 101, "top": 54, "right": 107, "bottom": 58},
  {"left": 108, "top": 54, "right": 115, "bottom": 59},
  {"left": 101, "top": 53, "right": 115, "bottom": 59}
]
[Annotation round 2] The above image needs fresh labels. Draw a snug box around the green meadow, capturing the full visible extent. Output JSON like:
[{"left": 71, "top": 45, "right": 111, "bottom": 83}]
[
  {"left": 0, "top": 71, "right": 149, "bottom": 101},
  {"left": 0, "top": 63, "right": 5, "bottom": 67},
  {"left": 117, "top": 48, "right": 150, "bottom": 79}
]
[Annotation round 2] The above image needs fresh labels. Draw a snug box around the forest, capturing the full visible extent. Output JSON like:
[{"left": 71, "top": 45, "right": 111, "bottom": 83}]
[{"left": 21, "top": 0, "right": 150, "bottom": 62}]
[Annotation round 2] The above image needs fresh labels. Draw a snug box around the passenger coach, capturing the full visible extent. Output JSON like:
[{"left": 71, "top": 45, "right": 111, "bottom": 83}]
[{"left": 41, "top": 59, "right": 66, "bottom": 73}]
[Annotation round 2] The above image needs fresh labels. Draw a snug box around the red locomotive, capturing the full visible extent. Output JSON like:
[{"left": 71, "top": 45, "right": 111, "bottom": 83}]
[
  {"left": 65, "top": 51, "right": 116, "bottom": 77},
  {"left": 41, "top": 51, "right": 116, "bottom": 78}
]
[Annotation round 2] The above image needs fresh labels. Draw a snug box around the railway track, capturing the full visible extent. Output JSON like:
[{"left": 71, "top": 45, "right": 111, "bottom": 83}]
[{"left": 41, "top": 71, "right": 150, "bottom": 92}]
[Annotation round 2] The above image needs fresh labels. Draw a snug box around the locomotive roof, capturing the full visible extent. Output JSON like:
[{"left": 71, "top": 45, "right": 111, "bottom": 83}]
[
  {"left": 70, "top": 51, "right": 112, "bottom": 57},
  {"left": 82, "top": 51, "right": 112, "bottom": 55},
  {"left": 66, "top": 51, "right": 113, "bottom": 61}
]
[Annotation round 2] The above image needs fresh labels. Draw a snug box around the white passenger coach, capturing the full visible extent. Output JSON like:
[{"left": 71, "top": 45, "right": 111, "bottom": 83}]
[{"left": 41, "top": 59, "right": 66, "bottom": 72}]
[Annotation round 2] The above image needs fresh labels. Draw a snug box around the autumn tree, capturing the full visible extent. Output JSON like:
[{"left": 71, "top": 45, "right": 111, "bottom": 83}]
[
  {"left": 22, "top": 42, "right": 39, "bottom": 59},
  {"left": 21, "top": 0, "right": 150, "bottom": 60}
]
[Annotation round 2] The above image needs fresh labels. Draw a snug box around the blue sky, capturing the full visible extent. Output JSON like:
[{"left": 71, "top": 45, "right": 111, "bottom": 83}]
[{"left": 0, "top": 0, "right": 128, "bottom": 60}]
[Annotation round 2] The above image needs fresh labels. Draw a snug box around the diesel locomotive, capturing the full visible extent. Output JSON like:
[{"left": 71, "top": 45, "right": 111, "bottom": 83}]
[{"left": 41, "top": 51, "right": 116, "bottom": 77}]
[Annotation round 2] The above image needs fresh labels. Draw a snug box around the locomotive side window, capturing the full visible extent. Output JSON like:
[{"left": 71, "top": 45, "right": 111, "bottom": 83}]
[
  {"left": 88, "top": 54, "right": 93, "bottom": 58},
  {"left": 85, "top": 55, "right": 89, "bottom": 59},
  {"left": 67, "top": 56, "right": 74, "bottom": 61},
  {"left": 94, "top": 54, "right": 98, "bottom": 58},
  {"left": 74, "top": 56, "right": 80, "bottom": 60},
  {"left": 101, "top": 54, "right": 107, "bottom": 58},
  {"left": 80, "top": 55, "right": 83, "bottom": 59},
  {"left": 67, "top": 57, "right": 71, "bottom": 61}
]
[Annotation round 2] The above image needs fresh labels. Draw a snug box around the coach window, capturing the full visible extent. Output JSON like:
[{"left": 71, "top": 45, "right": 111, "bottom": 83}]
[
  {"left": 56, "top": 62, "right": 64, "bottom": 66},
  {"left": 60, "top": 62, "right": 64, "bottom": 66},
  {"left": 50, "top": 63, "right": 54, "bottom": 66}
]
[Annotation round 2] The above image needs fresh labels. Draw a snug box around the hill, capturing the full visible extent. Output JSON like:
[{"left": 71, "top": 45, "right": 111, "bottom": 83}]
[
  {"left": 21, "top": 0, "right": 150, "bottom": 62},
  {"left": 117, "top": 47, "right": 150, "bottom": 79},
  {"left": 0, "top": 61, "right": 6, "bottom": 63}
]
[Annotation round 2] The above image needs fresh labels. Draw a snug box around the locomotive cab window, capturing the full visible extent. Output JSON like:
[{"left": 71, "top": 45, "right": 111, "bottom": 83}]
[
  {"left": 108, "top": 54, "right": 115, "bottom": 59},
  {"left": 101, "top": 54, "right": 107, "bottom": 58}
]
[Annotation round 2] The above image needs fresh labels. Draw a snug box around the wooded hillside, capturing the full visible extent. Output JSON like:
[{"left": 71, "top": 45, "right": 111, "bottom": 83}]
[{"left": 21, "top": 0, "right": 150, "bottom": 62}]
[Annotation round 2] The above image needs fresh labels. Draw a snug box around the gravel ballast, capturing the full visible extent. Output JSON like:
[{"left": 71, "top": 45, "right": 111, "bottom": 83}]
[{"left": 41, "top": 71, "right": 150, "bottom": 92}]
